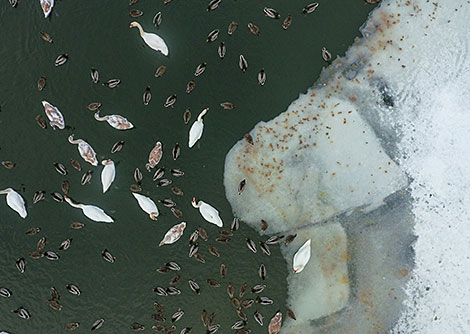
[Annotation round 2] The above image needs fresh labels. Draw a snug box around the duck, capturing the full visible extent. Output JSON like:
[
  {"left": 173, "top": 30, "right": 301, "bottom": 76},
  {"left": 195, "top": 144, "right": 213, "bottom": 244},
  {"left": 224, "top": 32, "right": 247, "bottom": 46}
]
[
  {"left": 321, "top": 47, "right": 332, "bottom": 62},
  {"left": 91, "top": 319, "right": 104, "bottom": 331},
  {"left": 239, "top": 55, "right": 248, "bottom": 72},
  {"left": 12, "top": 306, "right": 30, "bottom": 319},
  {"left": 94, "top": 111, "right": 134, "bottom": 130},
  {"left": 111, "top": 140, "right": 125, "bottom": 154},
  {"left": 64, "top": 196, "right": 113, "bottom": 223},
  {"left": 90, "top": 67, "right": 99, "bottom": 83},
  {"left": 0, "top": 188, "right": 27, "bottom": 218},
  {"left": 132, "top": 193, "right": 159, "bottom": 220},
  {"left": 101, "top": 160, "right": 115, "bottom": 193},
  {"left": 191, "top": 197, "right": 223, "bottom": 227},
  {"left": 37, "top": 76, "right": 46, "bottom": 91},
  {"left": 293, "top": 239, "right": 311, "bottom": 273},
  {"left": 143, "top": 86, "right": 151, "bottom": 105},
  {"left": 103, "top": 79, "right": 120, "bottom": 88},
  {"left": 130, "top": 21, "right": 169, "bottom": 56},
  {"left": 68, "top": 134, "right": 98, "bottom": 166},
  {"left": 188, "top": 108, "right": 208, "bottom": 148}
]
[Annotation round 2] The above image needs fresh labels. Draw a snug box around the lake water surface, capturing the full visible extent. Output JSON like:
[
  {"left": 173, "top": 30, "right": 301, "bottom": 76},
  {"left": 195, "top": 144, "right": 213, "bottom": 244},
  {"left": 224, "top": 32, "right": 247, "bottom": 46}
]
[{"left": 0, "top": 1, "right": 377, "bottom": 333}]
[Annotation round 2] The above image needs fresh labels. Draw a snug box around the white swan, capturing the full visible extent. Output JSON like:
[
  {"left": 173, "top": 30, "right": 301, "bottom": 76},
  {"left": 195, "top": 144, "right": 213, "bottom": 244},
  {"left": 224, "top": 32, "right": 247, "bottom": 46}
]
[
  {"left": 94, "top": 111, "right": 134, "bottom": 130},
  {"left": 0, "top": 188, "right": 27, "bottom": 219},
  {"left": 101, "top": 159, "right": 115, "bottom": 193},
  {"left": 188, "top": 108, "right": 209, "bottom": 148},
  {"left": 191, "top": 197, "right": 223, "bottom": 227},
  {"left": 64, "top": 196, "right": 113, "bottom": 223},
  {"left": 293, "top": 239, "right": 311, "bottom": 273},
  {"left": 130, "top": 21, "right": 169, "bottom": 56},
  {"left": 132, "top": 193, "right": 159, "bottom": 220},
  {"left": 40, "top": 0, "right": 54, "bottom": 18},
  {"left": 68, "top": 134, "right": 98, "bottom": 166},
  {"left": 159, "top": 222, "right": 186, "bottom": 246}
]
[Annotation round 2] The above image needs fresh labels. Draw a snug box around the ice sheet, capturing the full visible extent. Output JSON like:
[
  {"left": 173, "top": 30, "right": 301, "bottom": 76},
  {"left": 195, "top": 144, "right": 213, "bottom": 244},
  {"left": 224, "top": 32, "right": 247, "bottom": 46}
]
[
  {"left": 224, "top": 0, "right": 470, "bottom": 333},
  {"left": 224, "top": 95, "right": 407, "bottom": 234},
  {"left": 281, "top": 223, "right": 349, "bottom": 331}
]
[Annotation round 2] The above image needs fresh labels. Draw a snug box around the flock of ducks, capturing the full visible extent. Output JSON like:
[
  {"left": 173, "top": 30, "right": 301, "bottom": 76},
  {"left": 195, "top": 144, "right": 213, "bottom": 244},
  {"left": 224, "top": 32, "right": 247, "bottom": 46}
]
[{"left": 0, "top": 0, "right": 338, "bottom": 333}]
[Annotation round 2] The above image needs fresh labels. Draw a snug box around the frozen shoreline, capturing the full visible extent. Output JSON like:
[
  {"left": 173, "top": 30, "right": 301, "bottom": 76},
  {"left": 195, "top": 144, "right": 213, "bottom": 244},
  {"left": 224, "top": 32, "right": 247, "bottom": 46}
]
[{"left": 224, "top": 0, "right": 470, "bottom": 333}]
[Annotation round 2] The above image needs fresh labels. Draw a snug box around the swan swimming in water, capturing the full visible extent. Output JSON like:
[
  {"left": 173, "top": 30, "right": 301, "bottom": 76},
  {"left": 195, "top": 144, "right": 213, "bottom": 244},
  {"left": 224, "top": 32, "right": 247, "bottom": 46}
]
[
  {"left": 188, "top": 108, "right": 209, "bottom": 148},
  {"left": 94, "top": 111, "right": 134, "bottom": 130},
  {"left": 132, "top": 193, "right": 159, "bottom": 220},
  {"left": 101, "top": 159, "right": 115, "bottom": 193},
  {"left": 64, "top": 196, "right": 113, "bottom": 223},
  {"left": 68, "top": 134, "right": 98, "bottom": 166},
  {"left": 0, "top": 188, "right": 27, "bottom": 219},
  {"left": 192, "top": 197, "right": 223, "bottom": 227},
  {"left": 41, "top": 101, "right": 65, "bottom": 129},
  {"left": 159, "top": 222, "right": 186, "bottom": 246},
  {"left": 40, "top": 0, "right": 54, "bottom": 18},
  {"left": 130, "top": 21, "right": 169, "bottom": 56},
  {"left": 293, "top": 239, "right": 311, "bottom": 273},
  {"left": 145, "top": 141, "right": 163, "bottom": 172}
]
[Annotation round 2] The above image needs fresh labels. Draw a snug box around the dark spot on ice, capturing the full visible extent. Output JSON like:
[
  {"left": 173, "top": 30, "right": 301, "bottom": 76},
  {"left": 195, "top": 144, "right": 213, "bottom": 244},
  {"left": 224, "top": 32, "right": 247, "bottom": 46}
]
[
  {"left": 378, "top": 82, "right": 395, "bottom": 108},
  {"left": 372, "top": 79, "right": 395, "bottom": 108}
]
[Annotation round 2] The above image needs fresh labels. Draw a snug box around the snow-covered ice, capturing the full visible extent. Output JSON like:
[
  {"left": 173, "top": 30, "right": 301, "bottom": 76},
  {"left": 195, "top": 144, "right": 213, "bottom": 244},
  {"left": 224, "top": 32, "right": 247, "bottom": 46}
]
[{"left": 224, "top": 0, "right": 470, "bottom": 333}]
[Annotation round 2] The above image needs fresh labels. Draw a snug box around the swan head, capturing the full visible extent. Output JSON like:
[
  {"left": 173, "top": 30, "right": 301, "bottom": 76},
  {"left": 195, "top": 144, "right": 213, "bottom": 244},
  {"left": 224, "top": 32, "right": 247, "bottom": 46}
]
[
  {"left": 101, "top": 159, "right": 112, "bottom": 166},
  {"left": 130, "top": 21, "right": 139, "bottom": 29},
  {"left": 150, "top": 213, "right": 159, "bottom": 221},
  {"left": 68, "top": 134, "right": 75, "bottom": 143},
  {"left": 191, "top": 197, "right": 199, "bottom": 208},
  {"left": 0, "top": 188, "right": 13, "bottom": 195},
  {"left": 63, "top": 195, "right": 76, "bottom": 203},
  {"left": 293, "top": 265, "right": 305, "bottom": 274}
]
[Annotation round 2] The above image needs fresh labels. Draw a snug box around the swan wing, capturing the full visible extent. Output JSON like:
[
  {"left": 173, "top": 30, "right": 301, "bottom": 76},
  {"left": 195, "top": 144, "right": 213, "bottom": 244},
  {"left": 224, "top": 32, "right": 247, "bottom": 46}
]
[
  {"left": 42, "top": 100, "right": 65, "bottom": 129},
  {"left": 188, "top": 121, "right": 204, "bottom": 148},
  {"left": 106, "top": 115, "right": 134, "bottom": 130},
  {"left": 101, "top": 163, "right": 116, "bottom": 193},
  {"left": 142, "top": 32, "right": 169, "bottom": 56},
  {"left": 132, "top": 193, "right": 159, "bottom": 217},
  {"left": 6, "top": 191, "right": 27, "bottom": 219},
  {"left": 159, "top": 222, "right": 186, "bottom": 246},
  {"left": 77, "top": 141, "right": 98, "bottom": 166},
  {"left": 40, "top": 0, "right": 54, "bottom": 18},
  {"left": 82, "top": 205, "right": 114, "bottom": 223},
  {"left": 293, "top": 239, "right": 311, "bottom": 273},
  {"left": 148, "top": 142, "right": 163, "bottom": 167},
  {"left": 200, "top": 202, "right": 223, "bottom": 227}
]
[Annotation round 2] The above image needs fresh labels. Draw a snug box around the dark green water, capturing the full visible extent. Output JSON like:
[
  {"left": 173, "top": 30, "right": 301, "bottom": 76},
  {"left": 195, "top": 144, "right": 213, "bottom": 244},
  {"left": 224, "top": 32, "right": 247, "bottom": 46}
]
[{"left": 0, "top": 0, "right": 376, "bottom": 332}]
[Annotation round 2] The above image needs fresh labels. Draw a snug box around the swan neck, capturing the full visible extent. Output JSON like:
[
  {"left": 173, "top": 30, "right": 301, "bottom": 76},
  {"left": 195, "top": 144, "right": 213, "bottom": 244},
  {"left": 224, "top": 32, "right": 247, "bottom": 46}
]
[
  {"left": 135, "top": 23, "right": 144, "bottom": 36},
  {"left": 68, "top": 135, "right": 79, "bottom": 144},
  {"left": 197, "top": 108, "right": 208, "bottom": 122},
  {"left": 65, "top": 197, "right": 82, "bottom": 209},
  {"left": 0, "top": 188, "right": 11, "bottom": 195},
  {"left": 191, "top": 201, "right": 200, "bottom": 208},
  {"left": 94, "top": 112, "right": 106, "bottom": 121}
]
